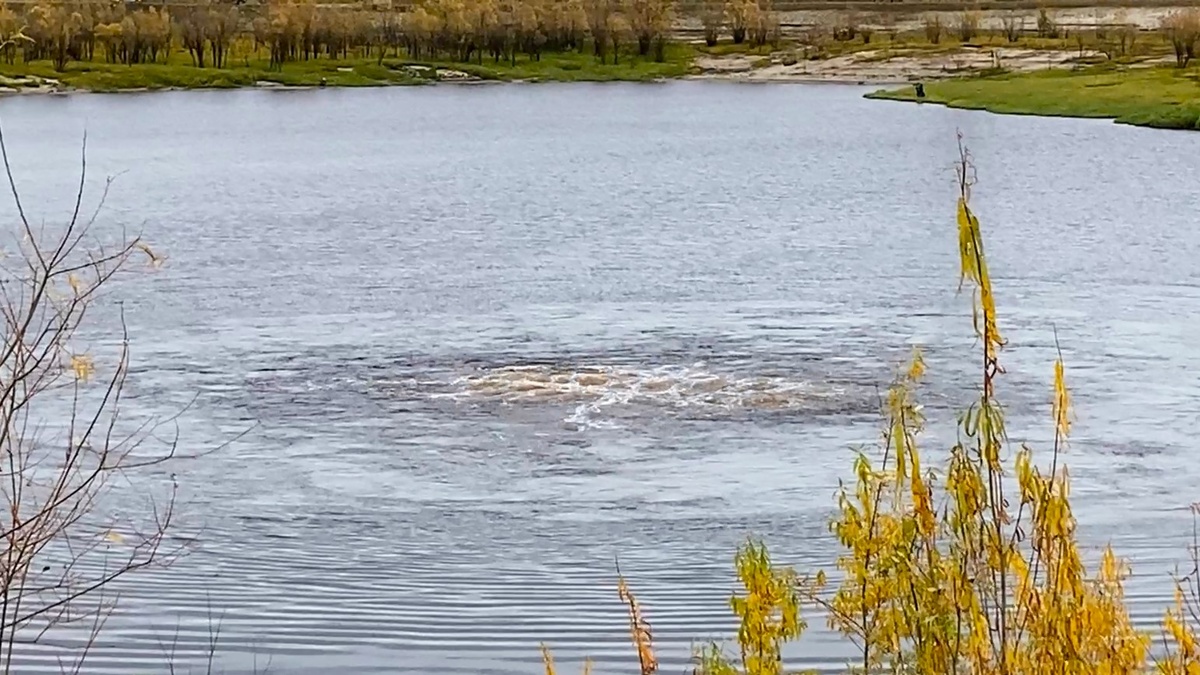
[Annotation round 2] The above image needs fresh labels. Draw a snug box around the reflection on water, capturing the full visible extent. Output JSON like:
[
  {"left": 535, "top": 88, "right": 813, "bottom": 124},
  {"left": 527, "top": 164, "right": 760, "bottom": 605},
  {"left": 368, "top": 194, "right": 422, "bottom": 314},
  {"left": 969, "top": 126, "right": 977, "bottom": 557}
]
[{"left": 0, "top": 83, "right": 1198, "bottom": 674}]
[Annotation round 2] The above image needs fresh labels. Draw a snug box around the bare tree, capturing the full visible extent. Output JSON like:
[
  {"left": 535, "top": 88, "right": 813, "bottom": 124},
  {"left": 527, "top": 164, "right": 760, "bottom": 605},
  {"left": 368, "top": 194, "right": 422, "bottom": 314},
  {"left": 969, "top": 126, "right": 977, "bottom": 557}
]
[
  {"left": 1036, "top": 7, "right": 1060, "bottom": 39},
  {"left": 922, "top": 13, "right": 942, "bottom": 44},
  {"left": 956, "top": 9, "right": 980, "bottom": 42},
  {"left": 1000, "top": 11, "right": 1022, "bottom": 43},
  {"left": 0, "top": 125, "right": 185, "bottom": 673},
  {"left": 698, "top": 0, "right": 722, "bottom": 46},
  {"left": 1114, "top": 20, "right": 1136, "bottom": 57},
  {"left": 1161, "top": 9, "right": 1200, "bottom": 68}
]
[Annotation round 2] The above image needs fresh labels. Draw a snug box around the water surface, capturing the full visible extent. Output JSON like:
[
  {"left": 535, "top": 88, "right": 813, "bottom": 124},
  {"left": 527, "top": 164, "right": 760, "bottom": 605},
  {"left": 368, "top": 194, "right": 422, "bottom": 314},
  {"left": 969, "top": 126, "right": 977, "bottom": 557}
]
[{"left": 1, "top": 83, "right": 1198, "bottom": 674}]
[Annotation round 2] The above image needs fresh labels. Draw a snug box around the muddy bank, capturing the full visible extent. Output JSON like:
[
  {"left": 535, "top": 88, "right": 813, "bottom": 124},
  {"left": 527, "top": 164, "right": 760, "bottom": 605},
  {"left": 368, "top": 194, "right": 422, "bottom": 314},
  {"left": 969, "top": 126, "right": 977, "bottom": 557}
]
[
  {"left": 678, "top": 5, "right": 1191, "bottom": 39},
  {"left": 690, "top": 44, "right": 1174, "bottom": 83}
]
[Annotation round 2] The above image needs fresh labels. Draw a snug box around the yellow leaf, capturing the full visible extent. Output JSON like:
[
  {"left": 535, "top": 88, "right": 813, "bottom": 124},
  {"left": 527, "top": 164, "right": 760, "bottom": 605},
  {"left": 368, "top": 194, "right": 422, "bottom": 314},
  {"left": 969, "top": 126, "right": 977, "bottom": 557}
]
[
  {"left": 136, "top": 241, "right": 165, "bottom": 269},
  {"left": 70, "top": 353, "right": 94, "bottom": 382},
  {"left": 1053, "top": 357, "right": 1072, "bottom": 439}
]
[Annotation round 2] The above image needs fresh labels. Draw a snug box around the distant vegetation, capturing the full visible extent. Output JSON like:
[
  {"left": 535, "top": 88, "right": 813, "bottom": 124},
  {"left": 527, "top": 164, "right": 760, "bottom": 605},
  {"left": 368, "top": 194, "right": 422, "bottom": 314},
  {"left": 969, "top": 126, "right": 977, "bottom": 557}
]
[
  {"left": 541, "top": 138, "right": 1200, "bottom": 674},
  {"left": 0, "top": 0, "right": 1191, "bottom": 92},
  {"left": 869, "top": 7, "right": 1200, "bottom": 133},
  {"left": 0, "top": 0, "right": 778, "bottom": 88}
]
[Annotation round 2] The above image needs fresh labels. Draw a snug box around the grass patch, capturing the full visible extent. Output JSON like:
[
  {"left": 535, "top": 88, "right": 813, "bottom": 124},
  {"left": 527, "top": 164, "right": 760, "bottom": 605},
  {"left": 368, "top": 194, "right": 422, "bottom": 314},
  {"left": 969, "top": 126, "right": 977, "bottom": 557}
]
[
  {"left": 694, "top": 41, "right": 782, "bottom": 57},
  {"left": 866, "top": 65, "right": 1200, "bottom": 130},
  {"left": 0, "top": 55, "right": 423, "bottom": 92}
]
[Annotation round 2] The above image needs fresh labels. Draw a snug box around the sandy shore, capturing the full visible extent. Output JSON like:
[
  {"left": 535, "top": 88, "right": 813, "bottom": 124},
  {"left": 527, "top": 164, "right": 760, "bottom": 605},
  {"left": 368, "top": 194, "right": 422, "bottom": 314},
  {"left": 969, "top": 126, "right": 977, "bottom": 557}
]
[
  {"left": 677, "top": 5, "right": 1189, "bottom": 37},
  {"left": 684, "top": 3, "right": 1188, "bottom": 83},
  {"left": 690, "top": 46, "right": 1147, "bottom": 84}
]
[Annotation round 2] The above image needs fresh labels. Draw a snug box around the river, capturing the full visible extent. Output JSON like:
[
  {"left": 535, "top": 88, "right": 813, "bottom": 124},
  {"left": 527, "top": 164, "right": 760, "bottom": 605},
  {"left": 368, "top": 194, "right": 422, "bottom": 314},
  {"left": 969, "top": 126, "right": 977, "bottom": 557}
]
[{"left": 1, "top": 82, "right": 1198, "bottom": 674}]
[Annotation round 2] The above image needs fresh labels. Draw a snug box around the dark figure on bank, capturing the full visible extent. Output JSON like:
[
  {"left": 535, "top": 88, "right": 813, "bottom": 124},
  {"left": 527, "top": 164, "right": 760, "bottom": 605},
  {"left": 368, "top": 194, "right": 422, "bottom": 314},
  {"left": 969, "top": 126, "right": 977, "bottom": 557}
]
[{"left": 914, "top": 82, "right": 926, "bottom": 99}]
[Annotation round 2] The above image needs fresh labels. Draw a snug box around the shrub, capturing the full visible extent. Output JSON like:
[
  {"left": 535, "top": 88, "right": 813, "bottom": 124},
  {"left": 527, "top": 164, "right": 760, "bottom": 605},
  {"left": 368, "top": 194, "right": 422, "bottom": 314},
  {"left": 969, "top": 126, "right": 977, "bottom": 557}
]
[
  {"left": 1001, "top": 11, "right": 1023, "bottom": 42},
  {"left": 956, "top": 9, "right": 980, "bottom": 42},
  {"left": 1160, "top": 9, "right": 1200, "bottom": 68},
  {"left": 1037, "top": 7, "right": 1061, "bottom": 39},
  {"left": 542, "top": 135, "right": 1200, "bottom": 675},
  {"left": 923, "top": 14, "right": 943, "bottom": 44}
]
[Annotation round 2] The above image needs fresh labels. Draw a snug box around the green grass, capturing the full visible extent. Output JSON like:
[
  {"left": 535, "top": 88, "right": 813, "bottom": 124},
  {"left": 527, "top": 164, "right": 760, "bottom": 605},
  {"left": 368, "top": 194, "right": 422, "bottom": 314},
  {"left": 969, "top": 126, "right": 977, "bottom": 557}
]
[
  {"left": 0, "top": 55, "right": 420, "bottom": 92},
  {"left": 866, "top": 64, "right": 1200, "bottom": 130},
  {"left": 694, "top": 42, "right": 781, "bottom": 57},
  {"left": 0, "top": 44, "right": 694, "bottom": 93}
]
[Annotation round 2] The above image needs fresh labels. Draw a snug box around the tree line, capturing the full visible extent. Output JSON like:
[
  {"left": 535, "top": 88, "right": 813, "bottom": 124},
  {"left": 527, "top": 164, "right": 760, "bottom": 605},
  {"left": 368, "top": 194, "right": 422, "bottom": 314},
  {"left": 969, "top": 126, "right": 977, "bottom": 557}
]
[{"left": 0, "top": 0, "right": 764, "bottom": 71}]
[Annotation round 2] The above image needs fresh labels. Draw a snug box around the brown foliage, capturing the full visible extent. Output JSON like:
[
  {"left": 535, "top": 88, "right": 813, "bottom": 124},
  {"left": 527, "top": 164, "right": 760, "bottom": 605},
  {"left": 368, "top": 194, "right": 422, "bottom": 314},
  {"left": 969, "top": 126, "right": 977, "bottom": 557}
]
[
  {"left": 725, "top": 0, "right": 753, "bottom": 44},
  {"left": 1160, "top": 9, "right": 1200, "bottom": 68},
  {"left": 956, "top": 9, "right": 979, "bottom": 43},
  {"left": 922, "top": 13, "right": 941, "bottom": 44},
  {"left": 1001, "top": 11, "right": 1022, "bottom": 42},
  {"left": 626, "top": 0, "right": 672, "bottom": 60}
]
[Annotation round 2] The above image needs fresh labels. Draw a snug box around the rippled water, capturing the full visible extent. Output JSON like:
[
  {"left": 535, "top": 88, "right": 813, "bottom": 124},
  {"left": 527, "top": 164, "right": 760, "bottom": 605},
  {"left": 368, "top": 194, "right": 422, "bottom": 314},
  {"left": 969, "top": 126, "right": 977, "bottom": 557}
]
[{"left": 1, "top": 83, "right": 1199, "bottom": 674}]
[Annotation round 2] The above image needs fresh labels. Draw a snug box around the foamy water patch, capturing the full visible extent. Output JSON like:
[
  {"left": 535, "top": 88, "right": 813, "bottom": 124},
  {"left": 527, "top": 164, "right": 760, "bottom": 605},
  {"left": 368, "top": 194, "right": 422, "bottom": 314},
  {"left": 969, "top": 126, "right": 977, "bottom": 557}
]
[{"left": 439, "top": 363, "right": 863, "bottom": 421}]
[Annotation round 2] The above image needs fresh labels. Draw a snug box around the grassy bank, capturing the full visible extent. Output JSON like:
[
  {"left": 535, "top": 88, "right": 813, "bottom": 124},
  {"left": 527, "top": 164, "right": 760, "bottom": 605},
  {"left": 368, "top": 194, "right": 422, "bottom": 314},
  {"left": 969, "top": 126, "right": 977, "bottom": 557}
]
[
  {"left": 0, "top": 46, "right": 694, "bottom": 93},
  {"left": 866, "top": 64, "right": 1200, "bottom": 130}
]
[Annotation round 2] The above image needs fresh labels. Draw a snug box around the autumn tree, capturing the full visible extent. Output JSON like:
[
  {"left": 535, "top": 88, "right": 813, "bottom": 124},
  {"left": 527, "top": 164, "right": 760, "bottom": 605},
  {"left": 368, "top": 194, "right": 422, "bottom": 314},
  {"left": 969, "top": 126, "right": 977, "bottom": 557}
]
[
  {"left": 176, "top": 4, "right": 210, "bottom": 67},
  {"left": 748, "top": 0, "right": 778, "bottom": 49},
  {"left": 545, "top": 0, "right": 586, "bottom": 50},
  {"left": 371, "top": 10, "right": 402, "bottom": 63},
  {"left": 207, "top": 4, "right": 238, "bottom": 68},
  {"left": 583, "top": 0, "right": 613, "bottom": 62},
  {"left": 607, "top": 5, "right": 629, "bottom": 63},
  {"left": 403, "top": 5, "right": 440, "bottom": 59},
  {"left": 702, "top": 7, "right": 722, "bottom": 47},
  {"left": 514, "top": 0, "right": 545, "bottom": 62},
  {"left": 725, "top": 0, "right": 752, "bottom": 43},
  {"left": 0, "top": 3, "right": 27, "bottom": 65},
  {"left": 26, "top": 2, "right": 84, "bottom": 71},
  {"left": 626, "top": 0, "right": 671, "bottom": 59}
]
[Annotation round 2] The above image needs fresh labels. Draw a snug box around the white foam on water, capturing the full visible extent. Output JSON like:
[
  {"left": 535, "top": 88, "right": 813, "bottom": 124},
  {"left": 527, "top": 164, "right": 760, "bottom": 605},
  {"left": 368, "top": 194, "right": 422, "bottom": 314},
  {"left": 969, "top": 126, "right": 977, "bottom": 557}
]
[{"left": 443, "top": 363, "right": 847, "bottom": 418}]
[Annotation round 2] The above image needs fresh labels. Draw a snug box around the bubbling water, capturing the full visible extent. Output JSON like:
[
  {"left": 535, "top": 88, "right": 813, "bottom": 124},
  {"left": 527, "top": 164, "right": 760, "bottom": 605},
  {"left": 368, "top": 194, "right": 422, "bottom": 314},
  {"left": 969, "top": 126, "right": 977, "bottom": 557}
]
[{"left": 437, "top": 363, "right": 863, "bottom": 426}]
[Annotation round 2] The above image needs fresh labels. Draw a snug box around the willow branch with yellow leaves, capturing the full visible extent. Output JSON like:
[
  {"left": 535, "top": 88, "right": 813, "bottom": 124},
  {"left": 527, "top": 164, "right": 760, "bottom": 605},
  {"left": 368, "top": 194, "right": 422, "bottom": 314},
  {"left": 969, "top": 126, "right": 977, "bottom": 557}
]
[{"left": 678, "top": 135, "right": 1168, "bottom": 675}]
